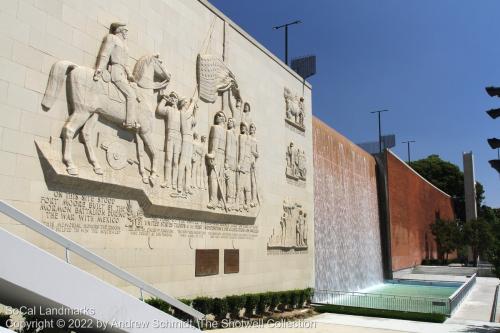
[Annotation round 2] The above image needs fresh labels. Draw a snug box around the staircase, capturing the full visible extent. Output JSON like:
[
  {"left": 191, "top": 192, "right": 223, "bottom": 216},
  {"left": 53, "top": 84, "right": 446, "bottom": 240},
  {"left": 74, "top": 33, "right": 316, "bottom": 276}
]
[{"left": 0, "top": 201, "right": 202, "bottom": 332}]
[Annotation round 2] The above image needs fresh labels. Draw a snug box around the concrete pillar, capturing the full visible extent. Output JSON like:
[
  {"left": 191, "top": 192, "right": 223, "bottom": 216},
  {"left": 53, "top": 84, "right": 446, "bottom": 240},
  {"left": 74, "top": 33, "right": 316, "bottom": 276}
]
[{"left": 463, "top": 152, "right": 477, "bottom": 222}]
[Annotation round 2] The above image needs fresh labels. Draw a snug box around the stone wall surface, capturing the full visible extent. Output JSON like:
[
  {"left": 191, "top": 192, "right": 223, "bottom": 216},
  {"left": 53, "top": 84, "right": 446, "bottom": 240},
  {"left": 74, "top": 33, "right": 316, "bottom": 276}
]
[
  {"left": 0, "top": 0, "right": 314, "bottom": 298},
  {"left": 386, "top": 150, "right": 455, "bottom": 271},
  {"left": 313, "top": 117, "right": 383, "bottom": 291}
]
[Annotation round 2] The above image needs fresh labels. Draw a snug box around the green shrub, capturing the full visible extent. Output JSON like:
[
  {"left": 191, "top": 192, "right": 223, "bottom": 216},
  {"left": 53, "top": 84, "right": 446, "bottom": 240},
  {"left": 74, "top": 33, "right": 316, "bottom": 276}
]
[
  {"left": 244, "top": 294, "right": 260, "bottom": 317},
  {"left": 297, "top": 290, "right": 307, "bottom": 308},
  {"left": 192, "top": 297, "right": 213, "bottom": 315},
  {"left": 145, "top": 297, "right": 172, "bottom": 314},
  {"left": 315, "top": 305, "right": 446, "bottom": 323},
  {"left": 290, "top": 290, "right": 301, "bottom": 309},
  {"left": 226, "top": 295, "right": 247, "bottom": 319},
  {"left": 278, "top": 291, "right": 291, "bottom": 311},
  {"left": 256, "top": 293, "right": 271, "bottom": 315},
  {"left": 0, "top": 313, "right": 9, "bottom": 328},
  {"left": 269, "top": 292, "right": 280, "bottom": 312},
  {"left": 304, "top": 288, "right": 314, "bottom": 304},
  {"left": 212, "top": 298, "right": 228, "bottom": 320},
  {"left": 173, "top": 299, "right": 193, "bottom": 322}
]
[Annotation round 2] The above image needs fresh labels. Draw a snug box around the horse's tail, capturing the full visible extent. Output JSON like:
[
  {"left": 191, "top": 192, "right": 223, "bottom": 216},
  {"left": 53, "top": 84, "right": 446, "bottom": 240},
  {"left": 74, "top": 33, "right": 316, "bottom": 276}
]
[{"left": 41, "top": 60, "right": 77, "bottom": 111}]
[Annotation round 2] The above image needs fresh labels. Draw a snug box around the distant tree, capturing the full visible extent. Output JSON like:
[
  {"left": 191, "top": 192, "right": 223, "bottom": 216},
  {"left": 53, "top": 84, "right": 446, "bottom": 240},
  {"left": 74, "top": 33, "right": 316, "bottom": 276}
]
[
  {"left": 409, "top": 155, "right": 484, "bottom": 221},
  {"left": 463, "top": 218, "right": 494, "bottom": 267},
  {"left": 430, "top": 219, "right": 461, "bottom": 263}
]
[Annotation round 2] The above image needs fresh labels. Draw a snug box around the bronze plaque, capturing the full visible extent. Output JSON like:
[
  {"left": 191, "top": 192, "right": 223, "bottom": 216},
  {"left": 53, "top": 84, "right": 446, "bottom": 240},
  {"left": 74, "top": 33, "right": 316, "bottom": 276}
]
[
  {"left": 224, "top": 249, "right": 239, "bottom": 274},
  {"left": 195, "top": 249, "right": 219, "bottom": 277}
]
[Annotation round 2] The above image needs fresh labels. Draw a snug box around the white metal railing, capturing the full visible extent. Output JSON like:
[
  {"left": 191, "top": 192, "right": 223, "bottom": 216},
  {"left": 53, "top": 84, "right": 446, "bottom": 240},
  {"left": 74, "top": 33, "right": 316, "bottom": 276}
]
[{"left": 0, "top": 200, "right": 204, "bottom": 321}]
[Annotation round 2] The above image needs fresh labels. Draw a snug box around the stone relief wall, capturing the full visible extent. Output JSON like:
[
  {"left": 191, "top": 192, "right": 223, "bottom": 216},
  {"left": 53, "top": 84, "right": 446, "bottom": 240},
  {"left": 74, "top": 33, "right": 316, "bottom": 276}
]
[{"left": 0, "top": 0, "right": 314, "bottom": 297}]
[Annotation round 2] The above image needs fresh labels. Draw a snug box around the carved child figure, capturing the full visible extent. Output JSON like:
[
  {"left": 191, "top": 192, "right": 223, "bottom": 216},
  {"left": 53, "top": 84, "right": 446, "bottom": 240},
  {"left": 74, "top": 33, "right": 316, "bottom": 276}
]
[
  {"left": 207, "top": 112, "right": 227, "bottom": 209},
  {"left": 224, "top": 118, "right": 239, "bottom": 210},
  {"left": 156, "top": 92, "right": 181, "bottom": 190},
  {"left": 177, "top": 96, "right": 198, "bottom": 195}
]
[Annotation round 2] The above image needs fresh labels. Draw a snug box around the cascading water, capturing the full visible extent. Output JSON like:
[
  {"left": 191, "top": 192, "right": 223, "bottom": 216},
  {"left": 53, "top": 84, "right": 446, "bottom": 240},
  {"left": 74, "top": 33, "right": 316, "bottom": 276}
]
[{"left": 314, "top": 132, "right": 384, "bottom": 294}]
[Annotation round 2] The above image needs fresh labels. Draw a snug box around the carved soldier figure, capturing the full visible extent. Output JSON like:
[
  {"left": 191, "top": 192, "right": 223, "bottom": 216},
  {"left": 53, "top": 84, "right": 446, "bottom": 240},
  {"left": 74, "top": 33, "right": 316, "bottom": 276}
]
[
  {"left": 207, "top": 111, "right": 227, "bottom": 209},
  {"left": 280, "top": 212, "right": 287, "bottom": 246},
  {"left": 249, "top": 123, "right": 259, "bottom": 207},
  {"left": 191, "top": 132, "right": 203, "bottom": 189},
  {"left": 225, "top": 118, "right": 239, "bottom": 210},
  {"left": 241, "top": 102, "right": 252, "bottom": 127},
  {"left": 177, "top": 96, "right": 198, "bottom": 195},
  {"left": 302, "top": 212, "right": 308, "bottom": 246},
  {"left": 296, "top": 210, "right": 303, "bottom": 247},
  {"left": 298, "top": 97, "right": 305, "bottom": 126},
  {"left": 286, "top": 142, "right": 295, "bottom": 177},
  {"left": 229, "top": 97, "right": 243, "bottom": 127},
  {"left": 200, "top": 135, "right": 208, "bottom": 190},
  {"left": 238, "top": 122, "right": 252, "bottom": 211},
  {"left": 93, "top": 23, "right": 139, "bottom": 129},
  {"left": 156, "top": 92, "right": 181, "bottom": 189},
  {"left": 298, "top": 149, "right": 307, "bottom": 180}
]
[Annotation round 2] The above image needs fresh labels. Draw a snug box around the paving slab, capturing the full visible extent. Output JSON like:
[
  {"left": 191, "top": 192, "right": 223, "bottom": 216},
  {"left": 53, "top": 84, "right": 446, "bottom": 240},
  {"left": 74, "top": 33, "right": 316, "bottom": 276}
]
[{"left": 451, "top": 277, "right": 499, "bottom": 322}]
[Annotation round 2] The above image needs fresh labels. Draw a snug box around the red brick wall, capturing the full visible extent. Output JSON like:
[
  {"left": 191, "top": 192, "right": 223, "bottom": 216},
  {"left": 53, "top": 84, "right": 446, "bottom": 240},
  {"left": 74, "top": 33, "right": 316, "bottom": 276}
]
[{"left": 386, "top": 150, "right": 455, "bottom": 271}]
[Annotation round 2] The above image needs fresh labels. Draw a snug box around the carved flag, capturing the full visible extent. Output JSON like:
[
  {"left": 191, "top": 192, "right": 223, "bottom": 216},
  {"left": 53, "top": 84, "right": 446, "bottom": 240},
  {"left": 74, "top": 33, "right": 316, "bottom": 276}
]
[{"left": 197, "top": 54, "right": 236, "bottom": 103}]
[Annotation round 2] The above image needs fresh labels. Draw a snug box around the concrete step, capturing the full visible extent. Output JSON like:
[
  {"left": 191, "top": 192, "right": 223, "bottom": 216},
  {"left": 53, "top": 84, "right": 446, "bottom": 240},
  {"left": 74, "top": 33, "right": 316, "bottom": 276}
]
[{"left": 412, "top": 265, "right": 477, "bottom": 276}]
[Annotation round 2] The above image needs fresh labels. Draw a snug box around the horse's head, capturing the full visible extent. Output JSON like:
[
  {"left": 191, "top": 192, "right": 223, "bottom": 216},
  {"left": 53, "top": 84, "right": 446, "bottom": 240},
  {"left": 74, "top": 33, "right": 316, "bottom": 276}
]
[{"left": 133, "top": 54, "right": 171, "bottom": 90}]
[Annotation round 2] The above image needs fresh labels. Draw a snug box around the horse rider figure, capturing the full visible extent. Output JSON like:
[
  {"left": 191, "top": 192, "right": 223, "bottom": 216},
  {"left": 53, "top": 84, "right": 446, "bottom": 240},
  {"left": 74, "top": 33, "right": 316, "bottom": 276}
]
[{"left": 93, "top": 22, "right": 140, "bottom": 129}]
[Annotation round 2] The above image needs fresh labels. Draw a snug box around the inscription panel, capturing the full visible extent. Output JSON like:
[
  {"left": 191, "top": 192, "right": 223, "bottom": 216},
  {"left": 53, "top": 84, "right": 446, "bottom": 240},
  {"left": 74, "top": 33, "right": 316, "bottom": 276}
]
[
  {"left": 224, "top": 249, "right": 240, "bottom": 274},
  {"left": 39, "top": 191, "right": 259, "bottom": 240},
  {"left": 195, "top": 249, "right": 219, "bottom": 277}
]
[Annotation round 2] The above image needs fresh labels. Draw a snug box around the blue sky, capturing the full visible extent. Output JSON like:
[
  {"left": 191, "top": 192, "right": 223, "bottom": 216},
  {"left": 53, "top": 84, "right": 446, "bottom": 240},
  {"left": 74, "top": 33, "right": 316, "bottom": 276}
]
[{"left": 209, "top": 0, "right": 500, "bottom": 207}]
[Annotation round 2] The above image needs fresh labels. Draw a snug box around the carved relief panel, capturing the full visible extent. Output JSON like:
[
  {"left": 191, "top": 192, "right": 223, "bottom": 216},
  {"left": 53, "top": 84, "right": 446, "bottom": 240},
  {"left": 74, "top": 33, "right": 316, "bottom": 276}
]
[
  {"left": 36, "top": 24, "right": 261, "bottom": 224},
  {"left": 268, "top": 200, "right": 308, "bottom": 250},
  {"left": 285, "top": 142, "right": 307, "bottom": 183},
  {"left": 284, "top": 87, "right": 306, "bottom": 132}
]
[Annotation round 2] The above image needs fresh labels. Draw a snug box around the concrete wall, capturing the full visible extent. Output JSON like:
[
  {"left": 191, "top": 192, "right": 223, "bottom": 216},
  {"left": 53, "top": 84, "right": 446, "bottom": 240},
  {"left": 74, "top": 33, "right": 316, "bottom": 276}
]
[
  {"left": 313, "top": 117, "right": 383, "bottom": 291},
  {"left": 0, "top": 0, "right": 314, "bottom": 298},
  {"left": 386, "top": 150, "right": 455, "bottom": 271}
]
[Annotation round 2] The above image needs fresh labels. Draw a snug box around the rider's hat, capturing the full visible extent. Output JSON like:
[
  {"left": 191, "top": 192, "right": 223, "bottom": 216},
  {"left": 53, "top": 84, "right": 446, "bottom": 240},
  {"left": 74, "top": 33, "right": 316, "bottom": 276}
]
[{"left": 109, "top": 22, "right": 127, "bottom": 34}]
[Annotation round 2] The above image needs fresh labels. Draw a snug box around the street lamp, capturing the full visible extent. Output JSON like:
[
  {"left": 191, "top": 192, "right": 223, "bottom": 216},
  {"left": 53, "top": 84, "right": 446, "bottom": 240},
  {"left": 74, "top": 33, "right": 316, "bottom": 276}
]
[
  {"left": 273, "top": 20, "right": 302, "bottom": 65},
  {"left": 402, "top": 140, "right": 416, "bottom": 164},
  {"left": 370, "top": 109, "right": 389, "bottom": 153}
]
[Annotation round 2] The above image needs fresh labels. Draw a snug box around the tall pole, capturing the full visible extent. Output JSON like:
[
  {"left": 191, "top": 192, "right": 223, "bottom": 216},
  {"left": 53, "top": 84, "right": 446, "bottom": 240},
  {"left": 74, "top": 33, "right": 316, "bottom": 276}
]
[
  {"left": 402, "top": 140, "right": 416, "bottom": 164},
  {"left": 273, "top": 20, "right": 302, "bottom": 65},
  {"left": 370, "top": 109, "right": 389, "bottom": 153},
  {"left": 285, "top": 25, "right": 288, "bottom": 65}
]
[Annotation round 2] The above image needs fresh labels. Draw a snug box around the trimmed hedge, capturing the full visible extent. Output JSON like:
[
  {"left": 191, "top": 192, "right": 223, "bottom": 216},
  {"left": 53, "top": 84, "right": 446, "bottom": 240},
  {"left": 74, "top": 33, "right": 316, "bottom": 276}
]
[
  {"left": 256, "top": 293, "right": 271, "bottom": 315},
  {"left": 0, "top": 313, "right": 9, "bottom": 328},
  {"left": 226, "top": 295, "right": 247, "bottom": 318},
  {"left": 144, "top": 288, "right": 313, "bottom": 321},
  {"left": 314, "top": 304, "right": 447, "bottom": 323},
  {"left": 212, "top": 298, "right": 228, "bottom": 320},
  {"left": 244, "top": 294, "right": 260, "bottom": 317}
]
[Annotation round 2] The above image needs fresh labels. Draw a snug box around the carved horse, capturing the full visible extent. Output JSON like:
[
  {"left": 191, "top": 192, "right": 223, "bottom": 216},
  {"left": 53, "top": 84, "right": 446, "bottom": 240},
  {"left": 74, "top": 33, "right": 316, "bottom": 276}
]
[
  {"left": 284, "top": 87, "right": 304, "bottom": 125},
  {"left": 41, "top": 55, "right": 170, "bottom": 182}
]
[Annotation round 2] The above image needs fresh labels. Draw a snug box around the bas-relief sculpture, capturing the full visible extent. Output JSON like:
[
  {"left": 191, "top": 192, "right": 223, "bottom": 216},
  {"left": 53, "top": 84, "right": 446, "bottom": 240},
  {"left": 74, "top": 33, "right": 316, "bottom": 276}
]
[
  {"left": 284, "top": 87, "right": 305, "bottom": 132},
  {"left": 267, "top": 200, "right": 308, "bottom": 250},
  {"left": 37, "top": 23, "right": 261, "bottom": 223},
  {"left": 285, "top": 142, "right": 307, "bottom": 182}
]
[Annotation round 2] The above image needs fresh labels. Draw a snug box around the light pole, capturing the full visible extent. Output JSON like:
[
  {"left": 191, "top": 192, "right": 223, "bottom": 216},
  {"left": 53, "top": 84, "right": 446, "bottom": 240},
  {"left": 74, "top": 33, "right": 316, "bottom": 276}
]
[
  {"left": 370, "top": 109, "right": 389, "bottom": 153},
  {"left": 273, "top": 20, "right": 302, "bottom": 65},
  {"left": 402, "top": 140, "right": 416, "bottom": 164}
]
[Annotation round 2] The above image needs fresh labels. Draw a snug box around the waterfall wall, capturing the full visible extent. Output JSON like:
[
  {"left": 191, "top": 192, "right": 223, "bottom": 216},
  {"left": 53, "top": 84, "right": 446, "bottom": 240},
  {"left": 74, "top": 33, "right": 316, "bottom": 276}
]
[{"left": 313, "top": 117, "right": 384, "bottom": 291}]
